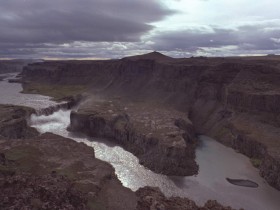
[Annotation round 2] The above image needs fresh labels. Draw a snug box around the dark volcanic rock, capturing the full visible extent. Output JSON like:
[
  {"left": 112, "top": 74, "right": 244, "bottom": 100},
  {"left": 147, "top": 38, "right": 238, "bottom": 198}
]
[
  {"left": 35, "top": 94, "right": 84, "bottom": 116},
  {"left": 0, "top": 60, "right": 30, "bottom": 74},
  {"left": 136, "top": 187, "right": 242, "bottom": 210},
  {"left": 8, "top": 78, "right": 22, "bottom": 83},
  {"left": 21, "top": 53, "right": 280, "bottom": 190},
  {"left": 0, "top": 133, "right": 137, "bottom": 210},
  {"left": 0, "top": 105, "right": 38, "bottom": 139},
  {"left": 0, "top": 100, "right": 241, "bottom": 210},
  {"left": 136, "top": 187, "right": 198, "bottom": 210},
  {"left": 259, "top": 153, "right": 280, "bottom": 190},
  {"left": 123, "top": 51, "right": 174, "bottom": 62},
  {"left": 226, "top": 178, "right": 259, "bottom": 188},
  {"left": 0, "top": 173, "right": 89, "bottom": 210},
  {"left": 68, "top": 100, "right": 198, "bottom": 176}
]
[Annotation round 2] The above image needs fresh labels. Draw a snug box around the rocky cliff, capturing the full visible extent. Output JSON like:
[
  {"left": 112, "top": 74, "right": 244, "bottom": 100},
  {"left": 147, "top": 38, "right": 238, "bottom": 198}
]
[
  {"left": 0, "top": 60, "right": 37, "bottom": 74},
  {"left": 21, "top": 52, "right": 280, "bottom": 190},
  {"left": 68, "top": 99, "right": 198, "bottom": 176},
  {"left": 0, "top": 133, "right": 137, "bottom": 210},
  {"left": 0, "top": 105, "right": 38, "bottom": 139},
  {"left": 0, "top": 105, "right": 239, "bottom": 210}
]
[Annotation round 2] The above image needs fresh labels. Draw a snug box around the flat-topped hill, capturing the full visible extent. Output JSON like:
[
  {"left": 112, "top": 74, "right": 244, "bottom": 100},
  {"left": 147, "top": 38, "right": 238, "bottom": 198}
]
[{"left": 123, "top": 51, "right": 174, "bottom": 62}]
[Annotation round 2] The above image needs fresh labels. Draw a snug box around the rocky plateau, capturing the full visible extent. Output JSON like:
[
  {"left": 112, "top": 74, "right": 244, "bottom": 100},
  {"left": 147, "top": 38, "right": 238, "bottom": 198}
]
[{"left": 20, "top": 52, "right": 280, "bottom": 191}]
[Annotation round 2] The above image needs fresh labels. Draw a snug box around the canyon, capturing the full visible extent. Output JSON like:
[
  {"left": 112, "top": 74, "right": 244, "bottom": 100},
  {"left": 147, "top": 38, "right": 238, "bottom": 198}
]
[
  {"left": 1, "top": 52, "right": 280, "bottom": 209},
  {"left": 0, "top": 103, "right": 240, "bottom": 210},
  {"left": 21, "top": 52, "right": 280, "bottom": 190}
]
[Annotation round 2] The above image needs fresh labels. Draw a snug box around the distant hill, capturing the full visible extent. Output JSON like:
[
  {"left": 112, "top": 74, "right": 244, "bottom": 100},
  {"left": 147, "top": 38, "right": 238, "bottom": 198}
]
[{"left": 123, "top": 51, "right": 174, "bottom": 62}]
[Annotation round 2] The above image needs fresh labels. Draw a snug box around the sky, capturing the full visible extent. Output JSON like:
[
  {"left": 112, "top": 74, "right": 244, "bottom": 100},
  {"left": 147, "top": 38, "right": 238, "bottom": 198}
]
[{"left": 0, "top": 0, "right": 280, "bottom": 59}]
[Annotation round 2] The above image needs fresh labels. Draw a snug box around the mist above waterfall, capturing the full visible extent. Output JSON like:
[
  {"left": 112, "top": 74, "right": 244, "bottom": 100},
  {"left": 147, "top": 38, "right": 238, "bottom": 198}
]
[{"left": 30, "top": 110, "right": 71, "bottom": 133}]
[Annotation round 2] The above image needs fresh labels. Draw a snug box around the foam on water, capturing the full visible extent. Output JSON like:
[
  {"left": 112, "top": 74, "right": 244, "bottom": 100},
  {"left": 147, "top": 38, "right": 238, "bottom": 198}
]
[{"left": 30, "top": 109, "right": 70, "bottom": 133}]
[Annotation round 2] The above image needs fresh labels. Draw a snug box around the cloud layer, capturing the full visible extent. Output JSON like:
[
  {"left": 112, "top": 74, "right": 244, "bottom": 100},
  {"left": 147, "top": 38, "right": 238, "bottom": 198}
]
[
  {"left": 150, "top": 20, "right": 280, "bottom": 55},
  {"left": 0, "top": 0, "right": 174, "bottom": 44},
  {"left": 0, "top": 0, "right": 280, "bottom": 58},
  {"left": 0, "top": 0, "right": 173, "bottom": 58}
]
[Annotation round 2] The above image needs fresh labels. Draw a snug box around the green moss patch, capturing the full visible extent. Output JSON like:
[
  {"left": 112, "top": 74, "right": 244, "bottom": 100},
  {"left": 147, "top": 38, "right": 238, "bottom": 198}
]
[
  {"left": 22, "top": 83, "right": 87, "bottom": 101},
  {"left": 214, "top": 127, "right": 230, "bottom": 140},
  {"left": 0, "top": 165, "right": 16, "bottom": 176},
  {"left": 57, "top": 161, "right": 86, "bottom": 179},
  {"left": 4, "top": 146, "right": 51, "bottom": 174},
  {"left": 250, "top": 158, "right": 262, "bottom": 168},
  {"left": 87, "top": 200, "right": 106, "bottom": 210}
]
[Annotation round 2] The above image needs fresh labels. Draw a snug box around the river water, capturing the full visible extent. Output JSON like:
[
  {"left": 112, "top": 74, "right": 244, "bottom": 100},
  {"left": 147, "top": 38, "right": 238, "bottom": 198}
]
[
  {"left": 0, "top": 73, "right": 57, "bottom": 108},
  {"left": 1, "top": 73, "right": 280, "bottom": 210}
]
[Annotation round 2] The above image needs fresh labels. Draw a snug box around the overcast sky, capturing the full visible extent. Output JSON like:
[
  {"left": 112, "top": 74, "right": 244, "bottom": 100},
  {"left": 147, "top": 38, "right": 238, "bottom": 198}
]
[{"left": 1, "top": 0, "right": 280, "bottom": 59}]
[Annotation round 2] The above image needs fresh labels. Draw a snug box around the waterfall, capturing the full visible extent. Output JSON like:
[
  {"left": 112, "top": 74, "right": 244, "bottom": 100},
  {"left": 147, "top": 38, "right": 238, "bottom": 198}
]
[
  {"left": 30, "top": 109, "right": 71, "bottom": 134},
  {"left": 35, "top": 94, "right": 83, "bottom": 116}
]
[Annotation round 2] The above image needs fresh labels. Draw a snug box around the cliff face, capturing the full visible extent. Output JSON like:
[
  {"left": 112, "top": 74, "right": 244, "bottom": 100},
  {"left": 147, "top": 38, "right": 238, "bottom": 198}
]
[
  {"left": 22, "top": 55, "right": 280, "bottom": 190},
  {"left": 0, "top": 104, "right": 239, "bottom": 210},
  {"left": 0, "top": 133, "right": 137, "bottom": 210},
  {"left": 0, "top": 105, "right": 38, "bottom": 139},
  {"left": 22, "top": 60, "right": 117, "bottom": 86},
  {"left": 0, "top": 60, "right": 37, "bottom": 74},
  {"left": 68, "top": 100, "right": 198, "bottom": 176}
]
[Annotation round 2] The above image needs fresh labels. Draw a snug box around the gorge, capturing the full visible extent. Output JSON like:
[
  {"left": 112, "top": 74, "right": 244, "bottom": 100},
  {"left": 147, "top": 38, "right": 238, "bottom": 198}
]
[
  {"left": 21, "top": 52, "right": 280, "bottom": 189},
  {"left": 1, "top": 52, "right": 280, "bottom": 210}
]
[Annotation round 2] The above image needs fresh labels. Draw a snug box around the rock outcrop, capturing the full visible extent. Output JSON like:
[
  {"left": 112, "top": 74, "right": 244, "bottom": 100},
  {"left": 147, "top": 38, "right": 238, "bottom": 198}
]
[
  {"left": 0, "top": 173, "right": 89, "bottom": 210},
  {"left": 0, "top": 118, "right": 239, "bottom": 210},
  {"left": 136, "top": 187, "right": 242, "bottom": 210},
  {"left": 35, "top": 94, "right": 84, "bottom": 116},
  {"left": 0, "top": 133, "right": 137, "bottom": 210},
  {"left": 0, "top": 105, "right": 38, "bottom": 139},
  {"left": 68, "top": 99, "right": 198, "bottom": 176},
  {"left": 21, "top": 53, "right": 280, "bottom": 190},
  {"left": 0, "top": 60, "right": 36, "bottom": 74}
]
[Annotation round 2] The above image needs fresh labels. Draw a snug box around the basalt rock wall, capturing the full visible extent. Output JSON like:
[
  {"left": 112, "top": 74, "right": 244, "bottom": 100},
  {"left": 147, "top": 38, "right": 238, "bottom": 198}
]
[
  {"left": 68, "top": 109, "right": 198, "bottom": 176},
  {"left": 0, "top": 105, "right": 38, "bottom": 139},
  {"left": 35, "top": 94, "right": 84, "bottom": 116},
  {"left": 22, "top": 57, "right": 280, "bottom": 189}
]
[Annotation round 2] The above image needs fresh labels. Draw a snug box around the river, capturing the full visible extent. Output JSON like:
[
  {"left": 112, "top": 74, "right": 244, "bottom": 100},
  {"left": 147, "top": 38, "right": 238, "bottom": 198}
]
[
  {"left": 1, "top": 73, "right": 280, "bottom": 210},
  {"left": 0, "top": 73, "right": 57, "bottom": 108}
]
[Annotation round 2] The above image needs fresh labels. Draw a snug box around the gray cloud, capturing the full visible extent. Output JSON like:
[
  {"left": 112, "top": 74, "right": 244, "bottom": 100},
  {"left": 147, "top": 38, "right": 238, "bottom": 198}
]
[
  {"left": 149, "top": 21, "right": 280, "bottom": 55},
  {"left": 0, "top": 0, "right": 173, "bottom": 47},
  {"left": 1, "top": 0, "right": 280, "bottom": 59}
]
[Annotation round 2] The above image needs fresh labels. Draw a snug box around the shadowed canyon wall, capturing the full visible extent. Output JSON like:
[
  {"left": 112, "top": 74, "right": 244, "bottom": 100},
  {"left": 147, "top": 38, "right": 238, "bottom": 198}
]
[{"left": 22, "top": 54, "right": 280, "bottom": 190}]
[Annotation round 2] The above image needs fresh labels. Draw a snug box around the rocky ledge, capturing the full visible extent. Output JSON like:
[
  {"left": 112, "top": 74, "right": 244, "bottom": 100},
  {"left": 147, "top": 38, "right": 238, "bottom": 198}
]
[
  {"left": 0, "top": 104, "right": 240, "bottom": 209},
  {"left": 35, "top": 94, "right": 84, "bottom": 116},
  {"left": 1, "top": 173, "right": 88, "bottom": 209},
  {"left": 0, "top": 133, "right": 137, "bottom": 210},
  {"left": 68, "top": 99, "right": 198, "bottom": 176},
  {"left": 0, "top": 133, "right": 240, "bottom": 210},
  {"left": 0, "top": 104, "right": 38, "bottom": 139},
  {"left": 136, "top": 187, "right": 242, "bottom": 210}
]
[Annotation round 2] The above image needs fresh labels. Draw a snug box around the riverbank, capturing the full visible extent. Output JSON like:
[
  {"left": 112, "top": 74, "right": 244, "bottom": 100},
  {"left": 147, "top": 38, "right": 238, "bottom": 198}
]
[
  {"left": 0, "top": 104, "right": 242, "bottom": 210},
  {"left": 21, "top": 52, "right": 280, "bottom": 190},
  {"left": 68, "top": 98, "right": 198, "bottom": 176},
  {"left": 29, "top": 106, "right": 280, "bottom": 210},
  {"left": 0, "top": 132, "right": 137, "bottom": 210},
  {"left": 0, "top": 104, "right": 38, "bottom": 139},
  {"left": 1, "top": 74, "right": 280, "bottom": 209}
]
